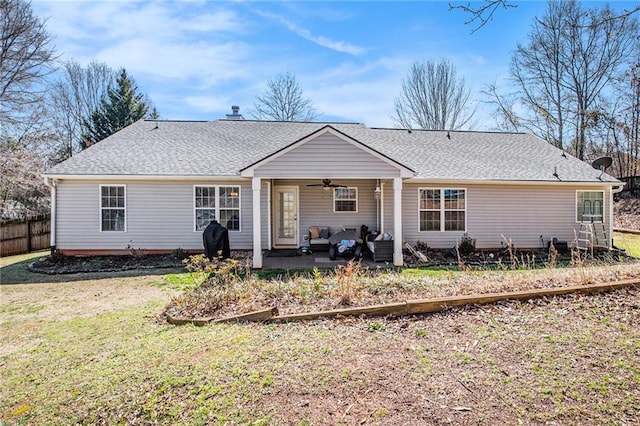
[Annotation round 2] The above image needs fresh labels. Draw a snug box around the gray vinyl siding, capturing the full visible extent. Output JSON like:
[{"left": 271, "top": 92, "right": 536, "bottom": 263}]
[
  {"left": 55, "top": 178, "right": 613, "bottom": 253},
  {"left": 254, "top": 133, "right": 402, "bottom": 178},
  {"left": 401, "top": 183, "right": 612, "bottom": 249},
  {"left": 56, "top": 179, "right": 257, "bottom": 251},
  {"left": 273, "top": 179, "right": 378, "bottom": 246}
]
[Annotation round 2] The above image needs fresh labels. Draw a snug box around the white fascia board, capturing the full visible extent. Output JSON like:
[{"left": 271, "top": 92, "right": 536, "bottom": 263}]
[
  {"left": 43, "top": 174, "right": 247, "bottom": 182},
  {"left": 405, "top": 178, "right": 622, "bottom": 187}
]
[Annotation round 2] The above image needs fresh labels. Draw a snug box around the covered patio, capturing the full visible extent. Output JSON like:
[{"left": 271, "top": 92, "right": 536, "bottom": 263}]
[{"left": 240, "top": 126, "right": 414, "bottom": 269}]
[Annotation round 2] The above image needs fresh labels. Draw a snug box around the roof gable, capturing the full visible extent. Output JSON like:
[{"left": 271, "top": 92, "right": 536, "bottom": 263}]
[{"left": 240, "top": 125, "right": 414, "bottom": 178}]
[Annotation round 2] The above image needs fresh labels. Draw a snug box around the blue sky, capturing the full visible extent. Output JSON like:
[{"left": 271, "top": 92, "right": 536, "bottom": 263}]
[{"left": 33, "top": 1, "right": 638, "bottom": 129}]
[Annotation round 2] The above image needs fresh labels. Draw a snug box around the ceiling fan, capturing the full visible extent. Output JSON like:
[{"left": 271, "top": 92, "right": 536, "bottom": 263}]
[{"left": 306, "top": 178, "right": 346, "bottom": 189}]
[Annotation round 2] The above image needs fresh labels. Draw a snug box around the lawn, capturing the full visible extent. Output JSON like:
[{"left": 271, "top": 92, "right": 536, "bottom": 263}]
[
  {"left": 1, "top": 252, "right": 639, "bottom": 425},
  {"left": 615, "top": 231, "right": 640, "bottom": 258}
]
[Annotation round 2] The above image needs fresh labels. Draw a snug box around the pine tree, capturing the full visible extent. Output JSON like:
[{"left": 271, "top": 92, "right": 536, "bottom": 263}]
[{"left": 81, "top": 69, "right": 151, "bottom": 148}]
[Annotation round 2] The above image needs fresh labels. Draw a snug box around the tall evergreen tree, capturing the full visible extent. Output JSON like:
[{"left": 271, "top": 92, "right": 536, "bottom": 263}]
[{"left": 82, "top": 68, "right": 151, "bottom": 148}]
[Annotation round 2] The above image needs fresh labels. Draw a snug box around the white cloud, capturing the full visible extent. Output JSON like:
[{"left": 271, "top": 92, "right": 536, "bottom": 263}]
[
  {"left": 183, "top": 96, "right": 226, "bottom": 113},
  {"left": 254, "top": 10, "right": 365, "bottom": 56},
  {"left": 36, "top": 2, "right": 247, "bottom": 56},
  {"left": 301, "top": 60, "right": 405, "bottom": 127},
  {"left": 31, "top": 0, "right": 524, "bottom": 126},
  {"left": 35, "top": 1, "right": 253, "bottom": 89},
  {"left": 95, "top": 38, "right": 251, "bottom": 87}
]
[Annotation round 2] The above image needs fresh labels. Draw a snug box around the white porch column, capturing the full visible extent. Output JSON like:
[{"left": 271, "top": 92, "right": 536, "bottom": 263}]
[
  {"left": 393, "top": 177, "right": 403, "bottom": 266},
  {"left": 252, "top": 177, "right": 262, "bottom": 269},
  {"left": 379, "top": 182, "right": 385, "bottom": 234}
]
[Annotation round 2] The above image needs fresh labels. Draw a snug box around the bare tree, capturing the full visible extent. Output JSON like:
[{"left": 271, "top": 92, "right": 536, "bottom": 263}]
[
  {"left": 49, "top": 60, "right": 114, "bottom": 159},
  {"left": 393, "top": 59, "right": 475, "bottom": 130},
  {"left": 0, "top": 135, "right": 49, "bottom": 219},
  {"left": 0, "top": 0, "right": 56, "bottom": 129},
  {"left": 592, "top": 57, "right": 640, "bottom": 179},
  {"left": 251, "top": 73, "right": 317, "bottom": 121},
  {"left": 488, "top": 1, "right": 638, "bottom": 160},
  {"left": 0, "top": 0, "right": 56, "bottom": 219},
  {"left": 450, "top": 0, "right": 639, "bottom": 34}
]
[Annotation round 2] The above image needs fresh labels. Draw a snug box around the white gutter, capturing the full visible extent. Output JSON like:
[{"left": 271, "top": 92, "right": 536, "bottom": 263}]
[
  {"left": 611, "top": 184, "right": 625, "bottom": 194},
  {"left": 404, "top": 178, "right": 623, "bottom": 187},
  {"left": 43, "top": 174, "right": 622, "bottom": 187},
  {"left": 44, "top": 177, "right": 57, "bottom": 252},
  {"left": 42, "top": 174, "right": 248, "bottom": 181}
]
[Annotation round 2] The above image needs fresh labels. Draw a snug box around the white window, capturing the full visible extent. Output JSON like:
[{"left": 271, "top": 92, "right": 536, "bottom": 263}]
[
  {"left": 334, "top": 187, "right": 358, "bottom": 212},
  {"left": 419, "top": 188, "right": 466, "bottom": 232},
  {"left": 100, "top": 185, "right": 126, "bottom": 232},
  {"left": 194, "top": 186, "right": 240, "bottom": 231},
  {"left": 577, "top": 191, "right": 604, "bottom": 223}
]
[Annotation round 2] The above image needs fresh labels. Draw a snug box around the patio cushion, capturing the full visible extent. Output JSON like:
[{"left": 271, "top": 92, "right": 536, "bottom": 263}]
[
  {"left": 320, "top": 228, "right": 330, "bottom": 239},
  {"left": 309, "top": 226, "right": 320, "bottom": 239}
]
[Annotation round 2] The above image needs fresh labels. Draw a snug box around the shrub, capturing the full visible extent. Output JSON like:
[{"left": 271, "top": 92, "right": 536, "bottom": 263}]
[
  {"left": 334, "top": 260, "right": 362, "bottom": 306},
  {"left": 457, "top": 233, "right": 476, "bottom": 256},
  {"left": 415, "top": 240, "right": 430, "bottom": 252}
]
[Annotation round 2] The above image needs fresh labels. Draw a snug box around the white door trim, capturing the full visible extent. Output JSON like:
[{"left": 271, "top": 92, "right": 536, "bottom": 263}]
[{"left": 273, "top": 185, "right": 299, "bottom": 247}]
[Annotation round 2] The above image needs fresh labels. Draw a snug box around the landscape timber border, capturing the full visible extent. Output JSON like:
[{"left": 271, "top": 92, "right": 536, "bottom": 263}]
[{"left": 166, "top": 279, "right": 640, "bottom": 326}]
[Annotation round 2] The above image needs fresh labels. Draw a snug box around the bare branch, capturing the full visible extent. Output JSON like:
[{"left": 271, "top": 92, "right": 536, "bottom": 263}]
[
  {"left": 489, "top": 1, "right": 639, "bottom": 159},
  {"left": 393, "top": 59, "right": 475, "bottom": 130},
  {"left": 449, "top": 0, "right": 517, "bottom": 33},
  {"left": 49, "top": 60, "right": 114, "bottom": 158},
  {"left": 0, "top": 0, "right": 57, "bottom": 127},
  {"left": 251, "top": 73, "right": 318, "bottom": 121}
]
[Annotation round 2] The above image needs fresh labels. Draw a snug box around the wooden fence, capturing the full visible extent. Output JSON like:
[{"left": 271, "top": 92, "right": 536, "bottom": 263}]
[
  {"left": 1, "top": 216, "right": 51, "bottom": 257},
  {"left": 620, "top": 176, "right": 639, "bottom": 193}
]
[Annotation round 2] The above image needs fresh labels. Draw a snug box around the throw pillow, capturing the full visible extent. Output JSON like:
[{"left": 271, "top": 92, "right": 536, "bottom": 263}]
[
  {"left": 320, "top": 228, "right": 330, "bottom": 239},
  {"left": 309, "top": 227, "right": 320, "bottom": 239}
]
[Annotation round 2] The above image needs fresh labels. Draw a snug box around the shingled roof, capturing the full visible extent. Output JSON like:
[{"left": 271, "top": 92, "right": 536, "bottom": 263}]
[{"left": 45, "top": 119, "right": 619, "bottom": 184}]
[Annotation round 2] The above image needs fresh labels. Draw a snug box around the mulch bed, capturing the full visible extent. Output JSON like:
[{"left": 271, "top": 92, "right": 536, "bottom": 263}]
[{"left": 28, "top": 252, "right": 188, "bottom": 274}]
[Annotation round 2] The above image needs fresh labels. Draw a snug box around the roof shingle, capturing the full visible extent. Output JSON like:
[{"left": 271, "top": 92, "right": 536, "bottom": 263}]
[{"left": 45, "top": 119, "right": 618, "bottom": 183}]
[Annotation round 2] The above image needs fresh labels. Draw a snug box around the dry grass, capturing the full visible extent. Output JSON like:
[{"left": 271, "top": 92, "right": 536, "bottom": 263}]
[
  {"left": 1, "top": 251, "right": 639, "bottom": 425},
  {"left": 164, "top": 256, "right": 640, "bottom": 321},
  {"left": 1, "top": 272, "right": 638, "bottom": 425}
]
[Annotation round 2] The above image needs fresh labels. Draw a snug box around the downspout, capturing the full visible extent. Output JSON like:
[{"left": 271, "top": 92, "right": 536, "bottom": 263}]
[
  {"left": 44, "top": 177, "right": 57, "bottom": 254},
  {"left": 610, "top": 184, "right": 625, "bottom": 248}
]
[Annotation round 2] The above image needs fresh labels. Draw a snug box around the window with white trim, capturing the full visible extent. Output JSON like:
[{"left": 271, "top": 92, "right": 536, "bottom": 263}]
[
  {"left": 100, "top": 185, "right": 126, "bottom": 232},
  {"left": 194, "top": 186, "right": 240, "bottom": 231},
  {"left": 419, "top": 188, "right": 466, "bottom": 231},
  {"left": 577, "top": 191, "right": 604, "bottom": 223},
  {"left": 334, "top": 187, "right": 358, "bottom": 212}
]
